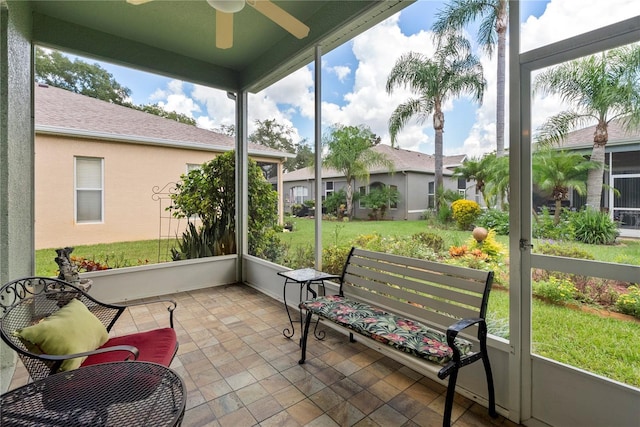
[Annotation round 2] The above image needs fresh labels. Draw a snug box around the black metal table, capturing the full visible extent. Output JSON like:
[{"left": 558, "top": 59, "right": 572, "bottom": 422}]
[
  {"left": 1, "top": 361, "right": 186, "bottom": 427},
  {"left": 277, "top": 268, "right": 340, "bottom": 342}
]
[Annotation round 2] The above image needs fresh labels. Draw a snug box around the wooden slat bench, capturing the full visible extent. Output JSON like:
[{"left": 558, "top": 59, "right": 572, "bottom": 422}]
[{"left": 299, "top": 247, "right": 497, "bottom": 427}]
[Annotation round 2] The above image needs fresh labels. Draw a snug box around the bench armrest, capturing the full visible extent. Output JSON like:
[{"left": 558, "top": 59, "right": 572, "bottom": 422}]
[
  {"left": 446, "top": 317, "right": 487, "bottom": 358},
  {"left": 447, "top": 317, "right": 484, "bottom": 339},
  {"left": 438, "top": 317, "right": 487, "bottom": 380},
  {"left": 120, "top": 299, "right": 177, "bottom": 329}
]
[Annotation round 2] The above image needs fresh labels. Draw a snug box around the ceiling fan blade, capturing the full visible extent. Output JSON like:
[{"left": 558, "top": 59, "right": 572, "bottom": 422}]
[
  {"left": 247, "top": 0, "right": 310, "bottom": 39},
  {"left": 216, "top": 11, "right": 234, "bottom": 49},
  {"left": 126, "top": 0, "right": 154, "bottom": 5}
]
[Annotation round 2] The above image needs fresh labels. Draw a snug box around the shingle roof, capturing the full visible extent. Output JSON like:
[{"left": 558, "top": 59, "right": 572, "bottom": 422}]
[
  {"left": 34, "top": 84, "right": 287, "bottom": 158},
  {"left": 283, "top": 144, "right": 466, "bottom": 181},
  {"left": 558, "top": 119, "right": 640, "bottom": 148}
]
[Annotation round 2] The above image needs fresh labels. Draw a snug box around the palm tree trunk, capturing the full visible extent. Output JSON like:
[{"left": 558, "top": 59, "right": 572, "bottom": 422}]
[
  {"left": 434, "top": 108, "right": 444, "bottom": 213},
  {"left": 346, "top": 180, "right": 354, "bottom": 219},
  {"left": 586, "top": 144, "right": 605, "bottom": 209},
  {"left": 495, "top": 0, "right": 507, "bottom": 158},
  {"left": 586, "top": 121, "right": 608, "bottom": 209},
  {"left": 554, "top": 199, "right": 561, "bottom": 225}
]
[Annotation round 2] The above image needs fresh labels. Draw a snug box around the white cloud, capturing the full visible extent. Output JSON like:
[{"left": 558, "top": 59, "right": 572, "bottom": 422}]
[
  {"left": 521, "top": 0, "right": 640, "bottom": 52},
  {"left": 191, "top": 85, "right": 235, "bottom": 127},
  {"left": 329, "top": 65, "right": 351, "bottom": 82},
  {"left": 146, "top": 79, "right": 201, "bottom": 118},
  {"left": 320, "top": 15, "right": 439, "bottom": 151}
]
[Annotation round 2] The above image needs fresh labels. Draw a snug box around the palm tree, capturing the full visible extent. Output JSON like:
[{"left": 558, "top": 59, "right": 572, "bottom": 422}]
[
  {"left": 483, "top": 153, "right": 509, "bottom": 209},
  {"left": 386, "top": 32, "right": 485, "bottom": 213},
  {"left": 432, "top": 0, "right": 508, "bottom": 159},
  {"left": 453, "top": 156, "right": 486, "bottom": 202},
  {"left": 533, "top": 46, "right": 640, "bottom": 210},
  {"left": 532, "top": 149, "right": 600, "bottom": 224},
  {"left": 323, "top": 124, "right": 393, "bottom": 219}
]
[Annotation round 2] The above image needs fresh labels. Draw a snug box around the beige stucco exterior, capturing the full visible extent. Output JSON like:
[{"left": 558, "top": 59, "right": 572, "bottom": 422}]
[{"left": 35, "top": 134, "right": 283, "bottom": 249}]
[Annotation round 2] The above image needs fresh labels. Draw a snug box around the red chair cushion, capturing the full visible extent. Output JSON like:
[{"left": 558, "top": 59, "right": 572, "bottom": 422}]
[{"left": 82, "top": 328, "right": 177, "bottom": 367}]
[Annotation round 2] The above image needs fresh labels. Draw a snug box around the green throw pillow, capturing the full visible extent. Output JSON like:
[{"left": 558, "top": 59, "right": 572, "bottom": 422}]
[{"left": 13, "top": 298, "right": 109, "bottom": 371}]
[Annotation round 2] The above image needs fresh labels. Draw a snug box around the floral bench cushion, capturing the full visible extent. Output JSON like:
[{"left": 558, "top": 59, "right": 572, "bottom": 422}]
[{"left": 301, "top": 295, "right": 472, "bottom": 365}]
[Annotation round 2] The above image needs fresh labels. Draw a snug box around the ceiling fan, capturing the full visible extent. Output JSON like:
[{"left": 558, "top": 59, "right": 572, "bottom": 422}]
[{"left": 126, "top": 0, "right": 310, "bottom": 50}]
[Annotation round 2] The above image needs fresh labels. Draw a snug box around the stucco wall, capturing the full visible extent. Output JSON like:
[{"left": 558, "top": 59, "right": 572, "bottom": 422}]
[
  {"left": 35, "top": 135, "right": 282, "bottom": 249},
  {"left": 35, "top": 135, "right": 214, "bottom": 248},
  {"left": 1, "top": 0, "right": 34, "bottom": 391}
]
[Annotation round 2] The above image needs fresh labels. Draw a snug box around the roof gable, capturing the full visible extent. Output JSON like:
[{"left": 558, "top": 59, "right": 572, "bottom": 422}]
[
  {"left": 34, "top": 84, "right": 287, "bottom": 158},
  {"left": 283, "top": 144, "right": 466, "bottom": 182}
]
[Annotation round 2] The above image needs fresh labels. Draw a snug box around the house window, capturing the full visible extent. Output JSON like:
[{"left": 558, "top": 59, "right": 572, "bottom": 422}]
[
  {"left": 291, "top": 186, "right": 308, "bottom": 204},
  {"left": 427, "top": 181, "right": 435, "bottom": 209},
  {"left": 186, "top": 163, "right": 201, "bottom": 173},
  {"left": 390, "top": 185, "right": 398, "bottom": 209},
  {"left": 325, "top": 181, "right": 334, "bottom": 198},
  {"left": 358, "top": 186, "right": 366, "bottom": 208},
  {"left": 75, "top": 157, "right": 103, "bottom": 223}
]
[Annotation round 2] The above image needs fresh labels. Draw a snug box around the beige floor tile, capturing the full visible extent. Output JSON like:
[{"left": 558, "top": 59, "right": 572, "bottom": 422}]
[{"left": 6, "top": 285, "right": 520, "bottom": 427}]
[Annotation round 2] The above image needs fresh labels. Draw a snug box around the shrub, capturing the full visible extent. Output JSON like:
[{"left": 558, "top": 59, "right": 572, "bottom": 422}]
[
  {"left": 291, "top": 204, "right": 303, "bottom": 216},
  {"left": 466, "top": 229, "right": 505, "bottom": 261},
  {"left": 171, "top": 223, "right": 216, "bottom": 260},
  {"left": 411, "top": 232, "right": 445, "bottom": 253},
  {"left": 322, "top": 245, "right": 351, "bottom": 275},
  {"left": 323, "top": 189, "right": 347, "bottom": 218},
  {"left": 451, "top": 199, "right": 481, "bottom": 230},
  {"left": 533, "top": 207, "right": 574, "bottom": 240},
  {"left": 571, "top": 208, "right": 619, "bottom": 245},
  {"left": 533, "top": 276, "right": 577, "bottom": 304},
  {"left": 476, "top": 209, "right": 509, "bottom": 235},
  {"left": 170, "top": 151, "right": 284, "bottom": 261},
  {"left": 616, "top": 286, "right": 640, "bottom": 318},
  {"left": 437, "top": 203, "right": 453, "bottom": 224},
  {"left": 534, "top": 242, "right": 594, "bottom": 260},
  {"left": 353, "top": 233, "right": 384, "bottom": 251},
  {"left": 282, "top": 243, "right": 314, "bottom": 270}
]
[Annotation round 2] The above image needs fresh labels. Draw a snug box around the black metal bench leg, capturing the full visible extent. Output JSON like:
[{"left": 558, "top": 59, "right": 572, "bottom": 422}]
[
  {"left": 481, "top": 348, "right": 497, "bottom": 418},
  {"left": 349, "top": 332, "right": 355, "bottom": 343},
  {"left": 443, "top": 368, "right": 458, "bottom": 427},
  {"left": 298, "top": 310, "right": 313, "bottom": 364}
]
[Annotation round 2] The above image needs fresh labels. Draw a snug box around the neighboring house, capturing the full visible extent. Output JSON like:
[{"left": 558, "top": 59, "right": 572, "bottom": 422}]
[
  {"left": 283, "top": 144, "right": 471, "bottom": 220},
  {"left": 35, "top": 84, "right": 291, "bottom": 250},
  {"left": 536, "top": 120, "right": 640, "bottom": 238}
]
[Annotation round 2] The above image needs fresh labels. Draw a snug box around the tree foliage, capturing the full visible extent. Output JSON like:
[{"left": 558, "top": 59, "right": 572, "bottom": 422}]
[
  {"left": 170, "top": 151, "right": 282, "bottom": 261},
  {"left": 127, "top": 103, "right": 196, "bottom": 126},
  {"left": 533, "top": 45, "right": 640, "bottom": 209},
  {"left": 36, "top": 47, "right": 195, "bottom": 126},
  {"left": 361, "top": 185, "right": 400, "bottom": 220},
  {"left": 386, "top": 32, "right": 485, "bottom": 213},
  {"left": 36, "top": 48, "right": 131, "bottom": 104},
  {"left": 249, "top": 119, "right": 312, "bottom": 172},
  {"left": 322, "top": 124, "right": 392, "bottom": 219},
  {"left": 433, "top": 0, "right": 508, "bottom": 158},
  {"left": 532, "top": 149, "right": 600, "bottom": 224}
]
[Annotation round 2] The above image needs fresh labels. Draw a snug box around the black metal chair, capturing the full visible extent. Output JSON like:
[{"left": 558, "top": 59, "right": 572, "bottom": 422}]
[{"left": 0, "top": 276, "right": 178, "bottom": 382}]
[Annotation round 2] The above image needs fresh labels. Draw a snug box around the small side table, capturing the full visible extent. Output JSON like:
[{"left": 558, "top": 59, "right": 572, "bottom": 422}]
[
  {"left": 1, "top": 361, "right": 186, "bottom": 426},
  {"left": 277, "top": 268, "right": 339, "bottom": 342}
]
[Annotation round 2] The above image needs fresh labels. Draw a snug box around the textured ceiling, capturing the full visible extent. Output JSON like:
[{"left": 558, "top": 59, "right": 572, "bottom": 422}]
[{"left": 28, "top": 0, "right": 414, "bottom": 92}]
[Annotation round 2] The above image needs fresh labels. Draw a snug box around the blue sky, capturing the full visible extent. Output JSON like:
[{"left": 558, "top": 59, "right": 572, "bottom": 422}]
[{"left": 82, "top": 0, "right": 640, "bottom": 158}]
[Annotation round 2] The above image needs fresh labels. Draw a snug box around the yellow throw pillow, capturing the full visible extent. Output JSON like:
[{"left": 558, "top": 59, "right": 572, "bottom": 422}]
[{"left": 13, "top": 298, "right": 109, "bottom": 371}]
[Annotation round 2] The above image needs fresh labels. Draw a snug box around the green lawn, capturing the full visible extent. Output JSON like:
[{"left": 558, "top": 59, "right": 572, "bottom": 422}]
[
  {"left": 36, "top": 239, "right": 175, "bottom": 277},
  {"left": 284, "top": 218, "right": 640, "bottom": 264},
  {"left": 488, "top": 289, "right": 640, "bottom": 387}
]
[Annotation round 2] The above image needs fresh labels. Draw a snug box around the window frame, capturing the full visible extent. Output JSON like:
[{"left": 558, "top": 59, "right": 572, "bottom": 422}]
[{"left": 74, "top": 156, "right": 104, "bottom": 224}]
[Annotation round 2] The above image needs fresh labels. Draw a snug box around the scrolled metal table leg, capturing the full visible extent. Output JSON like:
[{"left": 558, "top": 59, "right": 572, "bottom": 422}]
[{"left": 282, "top": 279, "right": 295, "bottom": 339}]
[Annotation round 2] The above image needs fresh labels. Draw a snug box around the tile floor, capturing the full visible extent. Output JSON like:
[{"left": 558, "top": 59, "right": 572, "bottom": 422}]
[{"left": 7, "top": 284, "right": 520, "bottom": 427}]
